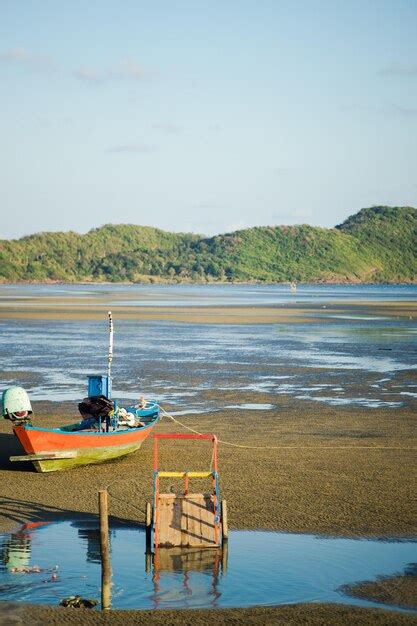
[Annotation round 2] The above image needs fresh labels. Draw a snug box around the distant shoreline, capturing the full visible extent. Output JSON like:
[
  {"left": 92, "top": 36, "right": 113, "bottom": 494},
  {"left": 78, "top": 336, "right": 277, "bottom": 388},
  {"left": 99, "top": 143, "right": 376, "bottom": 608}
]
[{"left": 0, "top": 279, "right": 416, "bottom": 286}]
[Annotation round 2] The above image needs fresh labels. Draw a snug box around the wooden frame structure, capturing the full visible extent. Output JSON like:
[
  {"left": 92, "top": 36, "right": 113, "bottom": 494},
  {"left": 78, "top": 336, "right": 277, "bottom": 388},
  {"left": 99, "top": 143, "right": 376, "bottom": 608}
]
[{"left": 149, "top": 433, "right": 227, "bottom": 549}]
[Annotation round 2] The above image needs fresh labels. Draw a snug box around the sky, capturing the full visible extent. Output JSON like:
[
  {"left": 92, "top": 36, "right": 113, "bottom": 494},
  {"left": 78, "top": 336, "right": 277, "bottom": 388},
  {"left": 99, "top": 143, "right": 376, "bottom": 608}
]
[{"left": 1, "top": 0, "right": 416, "bottom": 239}]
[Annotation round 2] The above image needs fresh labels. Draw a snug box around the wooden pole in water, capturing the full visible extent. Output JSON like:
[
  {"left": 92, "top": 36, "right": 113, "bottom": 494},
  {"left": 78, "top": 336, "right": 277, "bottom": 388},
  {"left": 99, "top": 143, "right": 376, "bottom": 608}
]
[
  {"left": 99, "top": 489, "right": 111, "bottom": 610},
  {"left": 221, "top": 537, "right": 228, "bottom": 573},
  {"left": 145, "top": 501, "right": 152, "bottom": 551},
  {"left": 221, "top": 499, "right": 228, "bottom": 541}
]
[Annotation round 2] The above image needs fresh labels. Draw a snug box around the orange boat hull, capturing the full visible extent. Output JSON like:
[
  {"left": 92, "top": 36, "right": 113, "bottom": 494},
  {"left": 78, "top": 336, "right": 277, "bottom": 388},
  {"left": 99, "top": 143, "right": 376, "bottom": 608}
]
[{"left": 13, "top": 419, "right": 158, "bottom": 472}]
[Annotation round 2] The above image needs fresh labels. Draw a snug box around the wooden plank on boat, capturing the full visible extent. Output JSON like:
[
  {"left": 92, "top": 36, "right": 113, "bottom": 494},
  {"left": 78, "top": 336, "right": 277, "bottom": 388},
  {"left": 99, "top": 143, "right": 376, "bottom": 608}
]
[
  {"left": 156, "top": 494, "right": 218, "bottom": 548},
  {"left": 10, "top": 451, "right": 77, "bottom": 462}
]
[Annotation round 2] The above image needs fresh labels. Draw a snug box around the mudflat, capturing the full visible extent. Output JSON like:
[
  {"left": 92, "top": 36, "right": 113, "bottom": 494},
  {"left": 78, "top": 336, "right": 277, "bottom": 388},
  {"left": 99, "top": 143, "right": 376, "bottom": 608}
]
[
  {"left": 1, "top": 399, "right": 416, "bottom": 624},
  {"left": 0, "top": 297, "right": 416, "bottom": 323},
  {"left": 342, "top": 572, "right": 417, "bottom": 610},
  {"left": 1, "top": 398, "right": 416, "bottom": 537},
  {"left": 0, "top": 295, "right": 416, "bottom": 624},
  {"left": 1, "top": 601, "right": 416, "bottom": 625}
]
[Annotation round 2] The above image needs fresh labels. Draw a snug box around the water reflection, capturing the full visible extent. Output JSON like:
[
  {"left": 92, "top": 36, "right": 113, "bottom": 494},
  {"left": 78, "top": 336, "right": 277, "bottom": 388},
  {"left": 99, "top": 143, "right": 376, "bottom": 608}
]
[
  {"left": 71, "top": 521, "right": 114, "bottom": 565},
  {"left": 0, "top": 521, "right": 416, "bottom": 611},
  {"left": 1, "top": 529, "right": 31, "bottom": 572},
  {"left": 150, "top": 546, "right": 225, "bottom": 609},
  {"left": 0, "top": 522, "right": 51, "bottom": 573}
]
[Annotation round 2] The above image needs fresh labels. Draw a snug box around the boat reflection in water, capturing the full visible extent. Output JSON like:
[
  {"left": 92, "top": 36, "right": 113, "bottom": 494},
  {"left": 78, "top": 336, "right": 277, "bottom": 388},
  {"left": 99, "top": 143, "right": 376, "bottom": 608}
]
[
  {"left": 0, "top": 522, "right": 51, "bottom": 573},
  {"left": 147, "top": 544, "right": 228, "bottom": 609}
]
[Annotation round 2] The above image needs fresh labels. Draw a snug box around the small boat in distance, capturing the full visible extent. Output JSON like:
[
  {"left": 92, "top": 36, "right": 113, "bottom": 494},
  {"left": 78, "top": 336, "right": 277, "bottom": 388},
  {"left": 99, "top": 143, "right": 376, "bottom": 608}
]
[{"left": 1, "top": 312, "right": 160, "bottom": 473}]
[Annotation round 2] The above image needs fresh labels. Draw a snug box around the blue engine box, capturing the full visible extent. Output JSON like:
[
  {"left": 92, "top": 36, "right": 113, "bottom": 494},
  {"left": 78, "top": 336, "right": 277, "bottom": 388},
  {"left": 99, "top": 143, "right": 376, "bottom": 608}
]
[{"left": 88, "top": 375, "right": 112, "bottom": 399}]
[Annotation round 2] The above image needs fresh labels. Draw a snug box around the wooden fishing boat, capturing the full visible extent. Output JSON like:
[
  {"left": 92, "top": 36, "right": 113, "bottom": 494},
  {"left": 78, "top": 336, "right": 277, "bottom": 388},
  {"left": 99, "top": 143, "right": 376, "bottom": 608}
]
[
  {"left": 9, "top": 403, "right": 159, "bottom": 473},
  {"left": 2, "top": 312, "right": 160, "bottom": 472}
]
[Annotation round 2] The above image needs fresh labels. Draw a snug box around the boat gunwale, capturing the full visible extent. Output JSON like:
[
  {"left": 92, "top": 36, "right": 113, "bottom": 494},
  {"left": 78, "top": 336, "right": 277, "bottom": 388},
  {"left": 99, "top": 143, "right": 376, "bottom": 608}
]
[{"left": 19, "top": 413, "right": 159, "bottom": 436}]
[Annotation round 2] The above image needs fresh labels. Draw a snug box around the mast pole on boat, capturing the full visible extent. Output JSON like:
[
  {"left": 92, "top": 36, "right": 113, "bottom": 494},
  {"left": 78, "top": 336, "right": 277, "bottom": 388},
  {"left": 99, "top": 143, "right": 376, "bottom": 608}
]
[{"left": 108, "top": 311, "right": 113, "bottom": 382}]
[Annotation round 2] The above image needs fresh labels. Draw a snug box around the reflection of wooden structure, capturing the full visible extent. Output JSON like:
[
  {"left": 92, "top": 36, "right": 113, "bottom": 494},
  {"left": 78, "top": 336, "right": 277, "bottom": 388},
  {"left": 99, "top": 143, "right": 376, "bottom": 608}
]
[
  {"left": 148, "top": 434, "right": 227, "bottom": 550},
  {"left": 147, "top": 544, "right": 228, "bottom": 609},
  {"left": 154, "top": 546, "right": 222, "bottom": 572}
]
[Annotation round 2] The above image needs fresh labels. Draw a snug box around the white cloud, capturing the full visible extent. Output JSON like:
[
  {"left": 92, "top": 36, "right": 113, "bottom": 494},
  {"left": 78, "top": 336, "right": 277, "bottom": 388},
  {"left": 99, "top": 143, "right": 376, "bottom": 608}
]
[
  {"left": 377, "top": 63, "right": 417, "bottom": 77},
  {"left": 112, "top": 59, "right": 146, "bottom": 79},
  {"left": 152, "top": 123, "right": 183, "bottom": 134},
  {"left": 0, "top": 47, "right": 31, "bottom": 62},
  {"left": 387, "top": 103, "right": 417, "bottom": 117},
  {"left": 1, "top": 47, "right": 151, "bottom": 84},
  {"left": 0, "top": 47, "right": 56, "bottom": 71},
  {"left": 106, "top": 143, "right": 156, "bottom": 153},
  {"left": 74, "top": 58, "right": 151, "bottom": 84},
  {"left": 73, "top": 65, "right": 102, "bottom": 82}
]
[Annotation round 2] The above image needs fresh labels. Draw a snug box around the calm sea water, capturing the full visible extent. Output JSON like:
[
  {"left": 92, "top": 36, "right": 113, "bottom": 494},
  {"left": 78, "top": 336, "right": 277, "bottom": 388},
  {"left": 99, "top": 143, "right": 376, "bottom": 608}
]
[
  {"left": 0, "top": 521, "right": 415, "bottom": 611},
  {"left": 0, "top": 284, "right": 416, "bottom": 411},
  {"left": 1, "top": 282, "right": 417, "bottom": 305}
]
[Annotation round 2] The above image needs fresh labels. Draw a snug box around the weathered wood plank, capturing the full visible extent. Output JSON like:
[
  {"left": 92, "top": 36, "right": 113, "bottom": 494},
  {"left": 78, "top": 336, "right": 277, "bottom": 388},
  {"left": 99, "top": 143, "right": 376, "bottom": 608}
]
[
  {"left": 186, "top": 495, "right": 201, "bottom": 546},
  {"left": 10, "top": 451, "right": 77, "bottom": 461},
  {"left": 180, "top": 496, "right": 188, "bottom": 546},
  {"left": 158, "top": 496, "right": 168, "bottom": 545},
  {"left": 155, "top": 494, "right": 219, "bottom": 548}
]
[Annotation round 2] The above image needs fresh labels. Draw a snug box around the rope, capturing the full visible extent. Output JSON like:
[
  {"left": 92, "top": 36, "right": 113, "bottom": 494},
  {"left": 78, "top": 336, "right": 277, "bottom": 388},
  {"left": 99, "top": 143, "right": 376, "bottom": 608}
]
[
  {"left": 106, "top": 488, "right": 145, "bottom": 515},
  {"left": 99, "top": 404, "right": 415, "bottom": 494},
  {"left": 157, "top": 406, "right": 416, "bottom": 451}
]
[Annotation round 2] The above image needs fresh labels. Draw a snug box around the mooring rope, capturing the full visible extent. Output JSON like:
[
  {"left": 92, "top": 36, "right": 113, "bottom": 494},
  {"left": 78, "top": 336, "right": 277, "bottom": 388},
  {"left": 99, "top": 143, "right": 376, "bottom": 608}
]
[
  {"left": 100, "top": 404, "right": 415, "bottom": 493},
  {"left": 157, "top": 405, "right": 417, "bottom": 451}
]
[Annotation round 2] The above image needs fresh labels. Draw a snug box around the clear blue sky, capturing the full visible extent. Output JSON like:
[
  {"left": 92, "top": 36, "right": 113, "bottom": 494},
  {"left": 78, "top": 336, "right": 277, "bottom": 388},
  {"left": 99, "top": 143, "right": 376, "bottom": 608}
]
[{"left": 1, "top": 0, "right": 416, "bottom": 239}]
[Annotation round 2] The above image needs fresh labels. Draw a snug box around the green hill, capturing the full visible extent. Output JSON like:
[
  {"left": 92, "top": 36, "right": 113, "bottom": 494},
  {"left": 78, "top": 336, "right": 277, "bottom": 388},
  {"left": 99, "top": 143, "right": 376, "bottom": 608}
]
[
  {"left": 335, "top": 206, "right": 416, "bottom": 281},
  {"left": 0, "top": 206, "right": 415, "bottom": 283}
]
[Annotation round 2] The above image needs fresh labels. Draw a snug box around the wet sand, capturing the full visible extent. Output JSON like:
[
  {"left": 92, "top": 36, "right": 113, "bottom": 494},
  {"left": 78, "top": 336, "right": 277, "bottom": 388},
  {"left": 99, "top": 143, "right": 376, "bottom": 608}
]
[
  {"left": 1, "top": 601, "right": 416, "bottom": 625},
  {"left": 0, "top": 398, "right": 416, "bottom": 623},
  {"left": 0, "top": 297, "right": 416, "bottom": 323},
  {"left": 0, "top": 396, "right": 416, "bottom": 536},
  {"left": 342, "top": 573, "right": 417, "bottom": 610},
  {"left": 0, "top": 298, "right": 416, "bottom": 623}
]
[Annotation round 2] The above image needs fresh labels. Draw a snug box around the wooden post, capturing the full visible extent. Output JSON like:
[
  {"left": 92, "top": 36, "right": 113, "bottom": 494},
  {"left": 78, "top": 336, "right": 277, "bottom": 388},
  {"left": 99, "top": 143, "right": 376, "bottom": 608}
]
[
  {"left": 221, "top": 499, "right": 228, "bottom": 542},
  {"left": 221, "top": 537, "right": 228, "bottom": 573},
  {"left": 99, "top": 489, "right": 111, "bottom": 610},
  {"left": 145, "top": 501, "right": 152, "bottom": 551}
]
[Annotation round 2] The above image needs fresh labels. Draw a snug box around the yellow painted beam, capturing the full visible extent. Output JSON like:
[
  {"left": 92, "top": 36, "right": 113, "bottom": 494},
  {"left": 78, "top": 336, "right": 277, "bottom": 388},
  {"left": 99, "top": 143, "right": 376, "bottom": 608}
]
[
  {"left": 187, "top": 471, "right": 213, "bottom": 478},
  {"left": 157, "top": 471, "right": 213, "bottom": 479}
]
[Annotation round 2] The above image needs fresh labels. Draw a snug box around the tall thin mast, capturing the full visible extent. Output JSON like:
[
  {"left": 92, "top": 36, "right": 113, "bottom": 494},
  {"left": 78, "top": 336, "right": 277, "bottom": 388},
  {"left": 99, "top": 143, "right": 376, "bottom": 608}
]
[{"left": 108, "top": 311, "right": 113, "bottom": 381}]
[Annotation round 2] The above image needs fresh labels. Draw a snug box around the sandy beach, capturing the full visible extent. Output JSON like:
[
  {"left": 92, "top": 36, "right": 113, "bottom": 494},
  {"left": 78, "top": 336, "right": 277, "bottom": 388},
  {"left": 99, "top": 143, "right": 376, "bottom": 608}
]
[
  {"left": 0, "top": 297, "right": 416, "bottom": 624},
  {"left": 1, "top": 400, "right": 416, "bottom": 624},
  {"left": 0, "top": 294, "right": 416, "bottom": 324}
]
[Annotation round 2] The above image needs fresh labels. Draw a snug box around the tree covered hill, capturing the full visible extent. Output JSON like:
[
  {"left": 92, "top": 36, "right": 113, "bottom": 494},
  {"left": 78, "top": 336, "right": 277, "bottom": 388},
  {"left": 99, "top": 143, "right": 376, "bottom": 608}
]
[{"left": 0, "top": 206, "right": 415, "bottom": 283}]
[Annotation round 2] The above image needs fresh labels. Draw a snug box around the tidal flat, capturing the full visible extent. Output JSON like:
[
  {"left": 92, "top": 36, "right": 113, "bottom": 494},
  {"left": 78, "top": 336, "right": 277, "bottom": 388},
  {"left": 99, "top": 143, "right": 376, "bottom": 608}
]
[{"left": 0, "top": 284, "right": 416, "bottom": 623}]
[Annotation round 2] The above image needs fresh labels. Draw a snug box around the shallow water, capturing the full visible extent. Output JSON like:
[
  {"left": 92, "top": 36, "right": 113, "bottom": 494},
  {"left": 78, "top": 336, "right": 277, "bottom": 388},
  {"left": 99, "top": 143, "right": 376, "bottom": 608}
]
[
  {"left": 0, "top": 521, "right": 415, "bottom": 611},
  {"left": 1, "top": 282, "right": 417, "bottom": 305},
  {"left": 0, "top": 284, "right": 416, "bottom": 411},
  {"left": 0, "top": 317, "right": 416, "bottom": 411}
]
